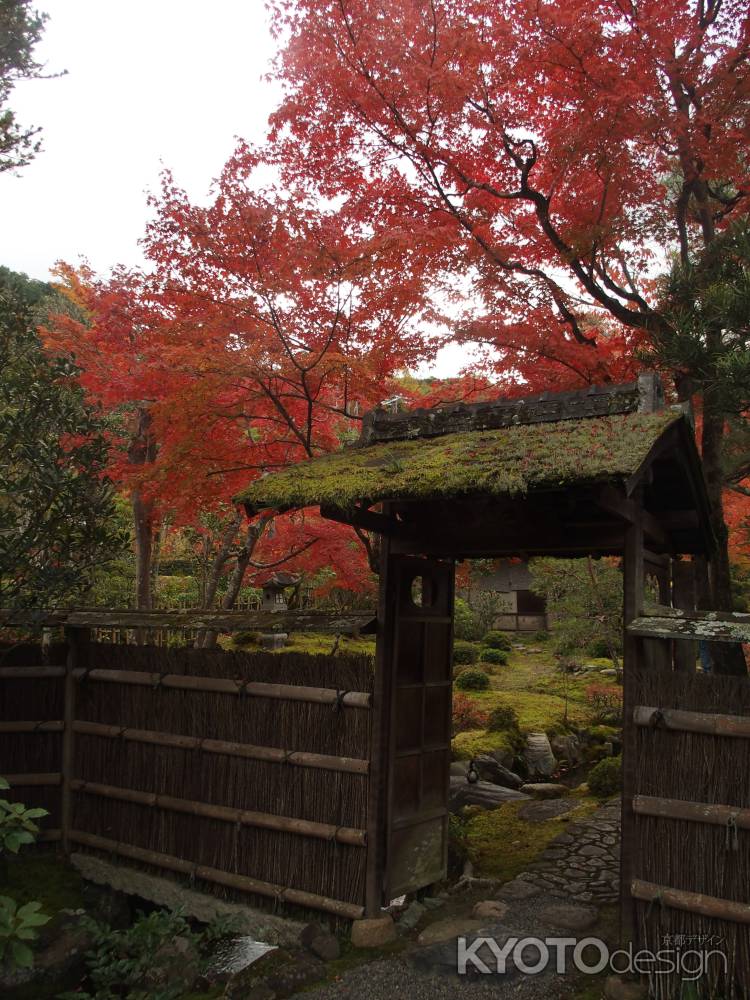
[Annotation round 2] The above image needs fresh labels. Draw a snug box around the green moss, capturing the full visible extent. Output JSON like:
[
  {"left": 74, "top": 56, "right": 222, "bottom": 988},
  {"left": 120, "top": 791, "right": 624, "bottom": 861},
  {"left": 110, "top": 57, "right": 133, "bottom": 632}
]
[
  {"left": 586, "top": 724, "right": 620, "bottom": 741},
  {"left": 468, "top": 689, "right": 588, "bottom": 733},
  {"left": 452, "top": 728, "right": 514, "bottom": 760},
  {"left": 466, "top": 799, "right": 598, "bottom": 882},
  {"left": 234, "top": 632, "right": 376, "bottom": 658},
  {"left": 3, "top": 852, "right": 85, "bottom": 915},
  {"left": 236, "top": 411, "right": 680, "bottom": 513}
]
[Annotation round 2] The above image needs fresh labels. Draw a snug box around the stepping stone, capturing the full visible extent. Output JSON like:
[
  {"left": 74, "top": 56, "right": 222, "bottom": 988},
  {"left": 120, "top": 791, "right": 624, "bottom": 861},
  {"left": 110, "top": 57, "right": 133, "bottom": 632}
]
[
  {"left": 416, "top": 917, "right": 485, "bottom": 947},
  {"left": 472, "top": 900, "right": 509, "bottom": 921},
  {"left": 539, "top": 904, "right": 599, "bottom": 932},
  {"left": 496, "top": 880, "right": 541, "bottom": 901},
  {"left": 449, "top": 776, "right": 529, "bottom": 812},
  {"left": 518, "top": 798, "right": 577, "bottom": 822},
  {"left": 580, "top": 845, "right": 608, "bottom": 858},
  {"left": 521, "top": 783, "right": 570, "bottom": 799}
]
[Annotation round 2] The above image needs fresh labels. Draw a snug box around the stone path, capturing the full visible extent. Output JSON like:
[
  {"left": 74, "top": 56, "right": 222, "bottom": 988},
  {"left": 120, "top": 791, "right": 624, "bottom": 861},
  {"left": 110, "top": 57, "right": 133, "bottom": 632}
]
[
  {"left": 515, "top": 799, "right": 621, "bottom": 905},
  {"left": 301, "top": 800, "right": 623, "bottom": 998}
]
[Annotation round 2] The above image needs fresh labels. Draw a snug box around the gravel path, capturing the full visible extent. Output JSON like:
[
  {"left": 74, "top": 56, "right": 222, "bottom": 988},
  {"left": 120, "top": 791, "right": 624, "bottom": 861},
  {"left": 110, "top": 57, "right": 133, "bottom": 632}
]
[{"left": 299, "top": 800, "right": 621, "bottom": 999}]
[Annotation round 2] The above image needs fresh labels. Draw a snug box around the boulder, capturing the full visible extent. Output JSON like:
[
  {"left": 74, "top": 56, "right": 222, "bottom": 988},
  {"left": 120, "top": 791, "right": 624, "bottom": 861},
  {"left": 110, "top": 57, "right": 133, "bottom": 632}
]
[
  {"left": 520, "top": 782, "right": 569, "bottom": 799},
  {"left": 350, "top": 914, "right": 396, "bottom": 949},
  {"left": 473, "top": 754, "right": 525, "bottom": 789},
  {"left": 449, "top": 776, "right": 529, "bottom": 812},
  {"left": 299, "top": 922, "right": 324, "bottom": 950},
  {"left": 223, "top": 948, "right": 324, "bottom": 1000},
  {"left": 145, "top": 934, "right": 201, "bottom": 993},
  {"left": 496, "top": 879, "right": 542, "bottom": 901},
  {"left": 550, "top": 734, "right": 582, "bottom": 764},
  {"left": 398, "top": 900, "right": 426, "bottom": 930},
  {"left": 416, "top": 917, "right": 485, "bottom": 946},
  {"left": 524, "top": 732, "right": 558, "bottom": 777},
  {"left": 539, "top": 903, "right": 599, "bottom": 931},
  {"left": 518, "top": 798, "right": 578, "bottom": 822},
  {"left": 472, "top": 900, "right": 509, "bottom": 921},
  {"left": 309, "top": 932, "right": 340, "bottom": 962}
]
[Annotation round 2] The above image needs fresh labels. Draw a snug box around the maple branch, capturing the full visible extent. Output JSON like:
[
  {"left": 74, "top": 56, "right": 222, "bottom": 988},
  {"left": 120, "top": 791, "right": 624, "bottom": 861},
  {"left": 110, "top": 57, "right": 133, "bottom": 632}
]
[{"left": 247, "top": 538, "right": 318, "bottom": 571}]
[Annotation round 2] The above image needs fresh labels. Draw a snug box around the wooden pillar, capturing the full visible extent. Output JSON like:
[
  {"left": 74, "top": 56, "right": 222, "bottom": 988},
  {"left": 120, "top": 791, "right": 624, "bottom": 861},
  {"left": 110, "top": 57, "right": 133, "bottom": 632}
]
[
  {"left": 672, "top": 558, "right": 698, "bottom": 672},
  {"left": 643, "top": 551, "right": 671, "bottom": 672},
  {"left": 365, "top": 533, "right": 394, "bottom": 916},
  {"left": 620, "top": 498, "right": 644, "bottom": 944},
  {"left": 61, "top": 626, "right": 88, "bottom": 855}
]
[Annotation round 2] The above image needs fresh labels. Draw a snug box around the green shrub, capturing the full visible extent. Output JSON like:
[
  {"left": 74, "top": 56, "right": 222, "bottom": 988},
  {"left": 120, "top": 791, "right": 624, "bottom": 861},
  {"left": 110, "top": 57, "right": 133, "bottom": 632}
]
[
  {"left": 588, "top": 637, "right": 613, "bottom": 658},
  {"left": 533, "top": 630, "right": 551, "bottom": 643},
  {"left": 482, "top": 630, "right": 512, "bottom": 651},
  {"left": 455, "top": 668, "right": 491, "bottom": 691},
  {"left": 0, "top": 897, "right": 50, "bottom": 970},
  {"left": 453, "top": 640, "right": 480, "bottom": 665},
  {"left": 233, "top": 629, "right": 260, "bottom": 647},
  {"left": 588, "top": 755, "right": 622, "bottom": 799},
  {"left": 0, "top": 778, "right": 48, "bottom": 856},
  {"left": 487, "top": 704, "right": 520, "bottom": 732},
  {"left": 480, "top": 647, "right": 508, "bottom": 666},
  {"left": 454, "top": 598, "right": 484, "bottom": 641}
]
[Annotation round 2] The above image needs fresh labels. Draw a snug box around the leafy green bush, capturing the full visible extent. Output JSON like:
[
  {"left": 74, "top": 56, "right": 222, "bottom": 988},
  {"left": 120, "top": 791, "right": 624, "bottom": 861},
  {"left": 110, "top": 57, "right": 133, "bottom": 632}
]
[
  {"left": 487, "top": 703, "right": 520, "bottom": 732},
  {"left": 482, "top": 630, "right": 512, "bottom": 651},
  {"left": 233, "top": 629, "right": 260, "bottom": 646},
  {"left": 533, "top": 630, "right": 551, "bottom": 643},
  {"left": 480, "top": 647, "right": 508, "bottom": 666},
  {"left": 0, "top": 777, "right": 48, "bottom": 855},
  {"left": 454, "top": 598, "right": 484, "bottom": 641},
  {"left": 455, "top": 668, "right": 491, "bottom": 691},
  {"left": 588, "top": 755, "right": 622, "bottom": 799},
  {"left": 453, "top": 640, "right": 480, "bottom": 665},
  {"left": 0, "top": 897, "right": 50, "bottom": 970},
  {"left": 588, "top": 637, "right": 613, "bottom": 658},
  {"left": 58, "top": 907, "right": 235, "bottom": 1000}
]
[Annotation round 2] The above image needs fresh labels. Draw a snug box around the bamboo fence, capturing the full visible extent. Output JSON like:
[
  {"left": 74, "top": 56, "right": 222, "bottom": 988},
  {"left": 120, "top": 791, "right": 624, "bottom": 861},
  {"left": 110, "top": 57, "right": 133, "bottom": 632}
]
[{"left": 0, "top": 638, "right": 374, "bottom": 919}]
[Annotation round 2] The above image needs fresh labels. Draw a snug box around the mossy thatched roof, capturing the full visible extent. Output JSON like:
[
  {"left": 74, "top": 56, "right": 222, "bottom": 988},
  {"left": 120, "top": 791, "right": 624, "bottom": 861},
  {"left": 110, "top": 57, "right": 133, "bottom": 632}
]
[{"left": 236, "top": 410, "right": 681, "bottom": 515}]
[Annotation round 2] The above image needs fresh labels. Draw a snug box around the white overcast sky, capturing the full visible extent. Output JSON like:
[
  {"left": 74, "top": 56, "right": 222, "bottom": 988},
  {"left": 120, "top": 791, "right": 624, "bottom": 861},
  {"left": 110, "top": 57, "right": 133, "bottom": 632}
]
[{"left": 0, "top": 0, "right": 469, "bottom": 375}]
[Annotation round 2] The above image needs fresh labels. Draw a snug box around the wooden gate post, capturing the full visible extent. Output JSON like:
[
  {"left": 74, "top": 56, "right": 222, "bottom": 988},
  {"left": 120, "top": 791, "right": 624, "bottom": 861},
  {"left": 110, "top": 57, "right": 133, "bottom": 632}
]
[
  {"left": 61, "top": 626, "right": 88, "bottom": 855},
  {"left": 621, "top": 498, "right": 644, "bottom": 943}
]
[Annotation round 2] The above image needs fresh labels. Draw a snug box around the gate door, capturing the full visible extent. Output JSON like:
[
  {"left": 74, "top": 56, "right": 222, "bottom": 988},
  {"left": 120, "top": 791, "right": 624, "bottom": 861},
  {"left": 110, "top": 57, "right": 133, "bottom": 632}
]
[{"left": 384, "top": 554, "right": 454, "bottom": 899}]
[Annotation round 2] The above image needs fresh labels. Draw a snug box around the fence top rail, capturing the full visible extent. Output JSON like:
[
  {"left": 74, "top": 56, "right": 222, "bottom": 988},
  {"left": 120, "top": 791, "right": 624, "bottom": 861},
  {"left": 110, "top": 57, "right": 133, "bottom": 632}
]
[
  {"left": 629, "top": 604, "right": 750, "bottom": 643},
  {"left": 0, "top": 608, "right": 377, "bottom": 635}
]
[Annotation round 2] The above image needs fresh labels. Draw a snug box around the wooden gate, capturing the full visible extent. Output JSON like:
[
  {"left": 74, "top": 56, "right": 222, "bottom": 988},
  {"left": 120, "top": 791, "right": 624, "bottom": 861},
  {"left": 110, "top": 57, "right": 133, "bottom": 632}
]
[
  {"left": 623, "top": 604, "right": 750, "bottom": 997},
  {"left": 367, "top": 549, "right": 454, "bottom": 910}
]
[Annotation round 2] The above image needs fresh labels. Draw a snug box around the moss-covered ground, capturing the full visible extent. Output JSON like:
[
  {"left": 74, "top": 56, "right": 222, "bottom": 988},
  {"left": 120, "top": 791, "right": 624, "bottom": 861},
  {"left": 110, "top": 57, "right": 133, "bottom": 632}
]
[
  {"left": 452, "top": 635, "right": 622, "bottom": 758},
  {"left": 232, "top": 631, "right": 376, "bottom": 657},
  {"left": 465, "top": 798, "right": 598, "bottom": 882},
  {"left": 2, "top": 850, "right": 85, "bottom": 914}
]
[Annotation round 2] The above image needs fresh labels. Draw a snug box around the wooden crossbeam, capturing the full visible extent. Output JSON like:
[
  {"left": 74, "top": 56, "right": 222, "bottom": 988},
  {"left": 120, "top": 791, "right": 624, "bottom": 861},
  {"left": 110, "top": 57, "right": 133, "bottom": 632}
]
[
  {"left": 629, "top": 605, "right": 750, "bottom": 643},
  {"left": 632, "top": 879, "right": 750, "bottom": 925},
  {"left": 634, "top": 795, "right": 750, "bottom": 830},
  {"left": 634, "top": 705, "right": 750, "bottom": 739}
]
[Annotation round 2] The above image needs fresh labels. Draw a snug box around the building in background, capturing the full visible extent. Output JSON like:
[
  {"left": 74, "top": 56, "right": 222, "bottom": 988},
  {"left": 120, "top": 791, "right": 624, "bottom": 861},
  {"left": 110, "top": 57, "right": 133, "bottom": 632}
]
[{"left": 471, "top": 559, "right": 548, "bottom": 632}]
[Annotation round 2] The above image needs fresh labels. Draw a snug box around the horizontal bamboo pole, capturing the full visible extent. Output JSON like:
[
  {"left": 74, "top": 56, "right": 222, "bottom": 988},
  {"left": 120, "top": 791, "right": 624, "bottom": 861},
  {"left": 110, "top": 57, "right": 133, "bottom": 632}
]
[
  {"left": 4, "top": 773, "right": 61, "bottom": 787},
  {"left": 69, "top": 830, "right": 364, "bottom": 920},
  {"left": 634, "top": 705, "right": 750, "bottom": 739},
  {"left": 71, "top": 779, "right": 366, "bottom": 847},
  {"left": 634, "top": 795, "right": 750, "bottom": 830},
  {"left": 0, "top": 667, "right": 66, "bottom": 679},
  {"left": 38, "top": 829, "right": 62, "bottom": 843},
  {"left": 632, "top": 879, "right": 750, "bottom": 925},
  {"left": 71, "top": 668, "right": 371, "bottom": 709},
  {"left": 0, "top": 720, "right": 64, "bottom": 734},
  {"left": 73, "top": 720, "right": 369, "bottom": 775}
]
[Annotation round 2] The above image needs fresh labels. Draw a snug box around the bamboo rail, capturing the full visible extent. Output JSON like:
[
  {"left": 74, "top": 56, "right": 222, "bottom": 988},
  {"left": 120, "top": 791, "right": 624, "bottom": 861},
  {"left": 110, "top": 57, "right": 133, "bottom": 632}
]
[
  {"left": 634, "top": 705, "right": 750, "bottom": 739},
  {"left": 628, "top": 604, "right": 750, "bottom": 643},
  {"left": 72, "top": 720, "right": 369, "bottom": 775},
  {"left": 0, "top": 667, "right": 66, "bottom": 679},
  {"left": 69, "top": 830, "right": 364, "bottom": 919},
  {"left": 3, "top": 773, "right": 61, "bottom": 786},
  {"left": 38, "top": 829, "right": 62, "bottom": 843},
  {"left": 71, "top": 667, "right": 371, "bottom": 709},
  {"left": 71, "top": 779, "right": 367, "bottom": 846},
  {"left": 0, "top": 720, "right": 64, "bottom": 734},
  {"left": 633, "top": 795, "right": 750, "bottom": 830},
  {"left": 632, "top": 879, "right": 750, "bottom": 925}
]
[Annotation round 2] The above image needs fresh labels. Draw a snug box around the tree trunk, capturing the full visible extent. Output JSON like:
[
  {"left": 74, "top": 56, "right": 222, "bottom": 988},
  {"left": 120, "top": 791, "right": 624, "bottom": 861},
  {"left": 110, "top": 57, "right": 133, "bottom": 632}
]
[
  {"left": 198, "top": 515, "right": 271, "bottom": 650},
  {"left": 132, "top": 489, "right": 154, "bottom": 611},
  {"left": 701, "top": 389, "right": 747, "bottom": 675}
]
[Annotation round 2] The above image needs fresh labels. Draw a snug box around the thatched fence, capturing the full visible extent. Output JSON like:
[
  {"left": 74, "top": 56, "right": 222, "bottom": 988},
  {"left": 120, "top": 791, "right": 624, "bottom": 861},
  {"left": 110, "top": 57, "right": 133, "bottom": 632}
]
[{"left": 0, "top": 617, "right": 375, "bottom": 920}]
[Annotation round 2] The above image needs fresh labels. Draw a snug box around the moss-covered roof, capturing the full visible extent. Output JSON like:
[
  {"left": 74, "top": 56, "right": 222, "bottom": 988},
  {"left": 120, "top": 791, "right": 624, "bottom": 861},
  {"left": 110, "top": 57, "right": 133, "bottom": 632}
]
[{"left": 236, "top": 410, "right": 681, "bottom": 514}]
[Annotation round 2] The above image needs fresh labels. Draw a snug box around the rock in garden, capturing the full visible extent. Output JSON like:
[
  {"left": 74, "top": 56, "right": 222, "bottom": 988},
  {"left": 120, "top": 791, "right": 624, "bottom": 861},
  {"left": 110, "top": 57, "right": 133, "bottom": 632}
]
[
  {"left": 473, "top": 754, "right": 525, "bottom": 789},
  {"left": 518, "top": 797, "right": 577, "bottom": 821},
  {"left": 398, "top": 900, "right": 426, "bottom": 930},
  {"left": 472, "top": 900, "right": 509, "bottom": 921},
  {"left": 416, "top": 917, "right": 485, "bottom": 946},
  {"left": 524, "top": 732, "right": 558, "bottom": 777},
  {"left": 145, "top": 935, "right": 200, "bottom": 993},
  {"left": 600, "top": 667, "right": 618, "bottom": 677},
  {"left": 309, "top": 932, "right": 340, "bottom": 962},
  {"left": 350, "top": 915, "right": 396, "bottom": 948},
  {"left": 539, "top": 903, "right": 599, "bottom": 931},
  {"left": 496, "top": 879, "right": 542, "bottom": 901},
  {"left": 550, "top": 734, "right": 582, "bottom": 764},
  {"left": 520, "top": 782, "right": 569, "bottom": 799},
  {"left": 449, "top": 775, "right": 529, "bottom": 812},
  {"left": 299, "top": 923, "right": 324, "bottom": 950},
  {"left": 223, "top": 948, "right": 324, "bottom": 1000}
]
